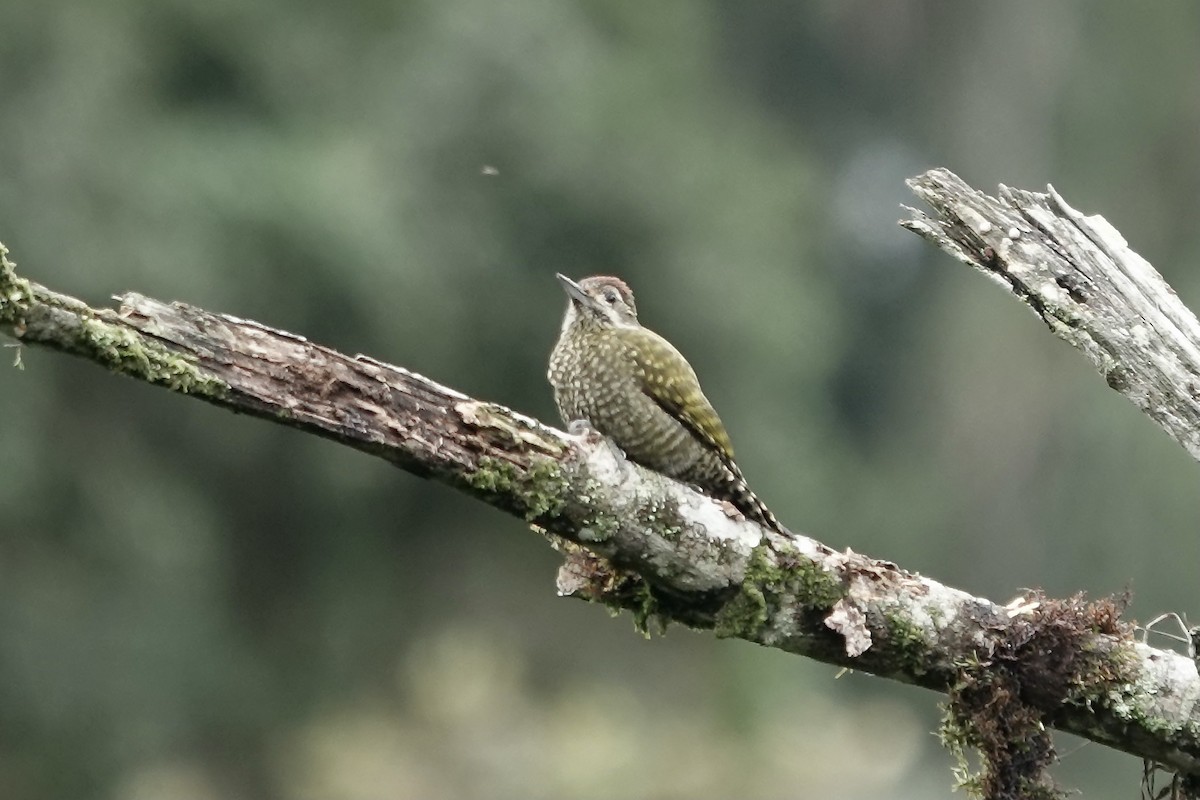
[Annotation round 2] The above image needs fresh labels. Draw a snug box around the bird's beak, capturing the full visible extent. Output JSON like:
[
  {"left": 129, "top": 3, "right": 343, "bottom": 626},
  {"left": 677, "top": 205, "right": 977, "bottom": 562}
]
[{"left": 556, "top": 273, "right": 592, "bottom": 308}]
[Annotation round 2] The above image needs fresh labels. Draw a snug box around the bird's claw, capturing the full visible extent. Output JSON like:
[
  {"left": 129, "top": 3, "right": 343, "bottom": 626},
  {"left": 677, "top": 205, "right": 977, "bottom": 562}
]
[
  {"left": 567, "top": 420, "right": 629, "bottom": 466},
  {"left": 568, "top": 419, "right": 605, "bottom": 445}
]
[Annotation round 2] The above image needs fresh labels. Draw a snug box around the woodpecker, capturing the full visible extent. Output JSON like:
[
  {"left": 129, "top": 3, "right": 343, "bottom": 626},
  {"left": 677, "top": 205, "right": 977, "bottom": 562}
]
[{"left": 548, "top": 273, "right": 788, "bottom": 536}]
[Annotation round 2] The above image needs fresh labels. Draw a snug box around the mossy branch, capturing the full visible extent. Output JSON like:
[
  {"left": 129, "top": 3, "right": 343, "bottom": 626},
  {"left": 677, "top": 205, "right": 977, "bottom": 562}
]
[{"left": 4, "top": 168, "right": 1200, "bottom": 800}]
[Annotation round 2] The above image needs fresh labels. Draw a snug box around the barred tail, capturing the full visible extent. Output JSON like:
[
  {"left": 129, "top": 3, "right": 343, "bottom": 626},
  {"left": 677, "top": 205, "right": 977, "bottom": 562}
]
[{"left": 720, "top": 463, "right": 793, "bottom": 538}]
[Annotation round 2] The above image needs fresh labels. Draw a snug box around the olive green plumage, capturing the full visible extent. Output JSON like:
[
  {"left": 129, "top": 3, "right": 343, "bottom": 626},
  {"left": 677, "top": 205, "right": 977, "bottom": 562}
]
[{"left": 548, "top": 273, "right": 787, "bottom": 535}]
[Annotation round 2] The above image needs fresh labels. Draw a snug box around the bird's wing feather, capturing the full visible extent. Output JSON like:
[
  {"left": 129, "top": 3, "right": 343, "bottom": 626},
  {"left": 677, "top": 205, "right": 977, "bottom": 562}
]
[{"left": 615, "top": 327, "right": 736, "bottom": 461}]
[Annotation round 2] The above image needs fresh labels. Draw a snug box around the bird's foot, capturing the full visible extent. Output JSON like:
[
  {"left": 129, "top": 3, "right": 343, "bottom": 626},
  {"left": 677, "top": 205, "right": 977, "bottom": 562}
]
[
  {"left": 568, "top": 419, "right": 614, "bottom": 450},
  {"left": 566, "top": 418, "right": 592, "bottom": 436},
  {"left": 567, "top": 419, "right": 605, "bottom": 446},
  {"left": 567, "top": 420, "right": 631, "bottom": 466},
  {"left": 564, "top": 419, "right": 597, "bottom": 438}
]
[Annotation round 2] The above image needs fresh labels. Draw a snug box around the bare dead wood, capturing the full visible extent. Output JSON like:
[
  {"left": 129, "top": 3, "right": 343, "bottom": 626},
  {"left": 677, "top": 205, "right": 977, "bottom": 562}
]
[
  {"left": 2, "top": 178, "right": 1200, "bottom": 795},
  {"left": 902, "top": 168, "right": 1200, "bottom": 462}
]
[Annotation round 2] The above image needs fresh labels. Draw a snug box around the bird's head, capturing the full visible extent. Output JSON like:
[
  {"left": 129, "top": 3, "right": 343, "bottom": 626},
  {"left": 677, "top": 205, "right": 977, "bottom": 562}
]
[{"left": 555, "top": 274, "right": 639, "bottom": 330}]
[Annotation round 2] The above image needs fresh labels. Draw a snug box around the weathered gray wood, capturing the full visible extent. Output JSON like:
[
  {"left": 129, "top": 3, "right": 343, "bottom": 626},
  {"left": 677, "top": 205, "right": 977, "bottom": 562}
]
[{"left": 902, "top": 168, "right": 1200, "bottom": 461}]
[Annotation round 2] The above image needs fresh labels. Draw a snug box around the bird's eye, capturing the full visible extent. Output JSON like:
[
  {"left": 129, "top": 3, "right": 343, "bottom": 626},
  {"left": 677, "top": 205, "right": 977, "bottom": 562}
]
[{"left": 603, "top": 290, "right": 619, "bottom": 305}]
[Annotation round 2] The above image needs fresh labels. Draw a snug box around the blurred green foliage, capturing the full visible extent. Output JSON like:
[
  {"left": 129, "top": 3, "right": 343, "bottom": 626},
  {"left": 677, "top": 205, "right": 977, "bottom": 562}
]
[{"left": 2, "top": 2, "right": 1199, "bottom": 798}]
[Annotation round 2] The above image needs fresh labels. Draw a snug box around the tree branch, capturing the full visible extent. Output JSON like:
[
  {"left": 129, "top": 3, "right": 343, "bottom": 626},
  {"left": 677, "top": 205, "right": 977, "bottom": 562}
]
[
  {"left": 901, "top": 168, "right": 1200, "bottom": 463},
  {"left": 3, "top": 166, "right": 1199, "bottom": 799}
]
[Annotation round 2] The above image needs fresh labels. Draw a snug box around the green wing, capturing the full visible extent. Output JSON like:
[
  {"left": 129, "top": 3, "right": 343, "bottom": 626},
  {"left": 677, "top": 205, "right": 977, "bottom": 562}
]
[{"left": 615, "top": 327, "right": 736, "bottom": 461}]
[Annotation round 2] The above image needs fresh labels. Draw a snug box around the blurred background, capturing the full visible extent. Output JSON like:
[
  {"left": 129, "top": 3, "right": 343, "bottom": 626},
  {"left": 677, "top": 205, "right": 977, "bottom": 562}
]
[{"left": 1, "top": 1, "right": 1198, "bottom": 798}]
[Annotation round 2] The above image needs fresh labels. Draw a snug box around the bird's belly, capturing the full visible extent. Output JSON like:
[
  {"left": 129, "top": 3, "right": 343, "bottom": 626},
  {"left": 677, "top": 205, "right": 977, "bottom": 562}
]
[
  {"left": 575, "top": 384, "right": 718, "bottom": 484},
  {"left": 549, "top": 338, "right": 724, "bottom": 487}
]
